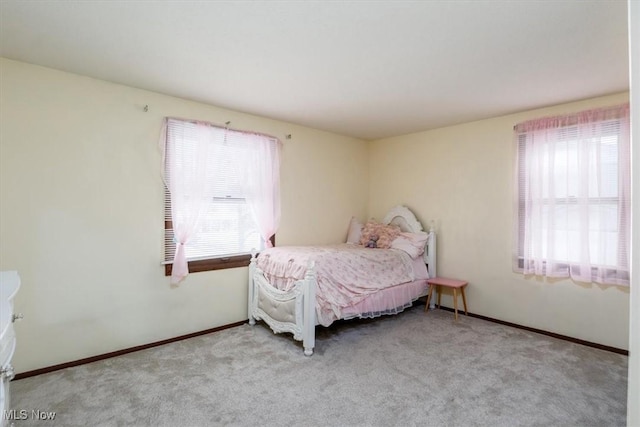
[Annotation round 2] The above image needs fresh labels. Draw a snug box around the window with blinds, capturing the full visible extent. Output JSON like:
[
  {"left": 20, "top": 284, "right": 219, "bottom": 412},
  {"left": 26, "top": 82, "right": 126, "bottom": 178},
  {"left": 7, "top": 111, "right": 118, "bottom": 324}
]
[
  {"left": 514, "top": 104, "right": 630, "bottom": 285},
  {"left": 163, "top": 192, "right": 263, "bottom": 262},
  {"left": 163, "top": 118, "right": 272, "bottom": 273},
  {"left": 517, "top": 124, "right": 622, "bottom": 265}
]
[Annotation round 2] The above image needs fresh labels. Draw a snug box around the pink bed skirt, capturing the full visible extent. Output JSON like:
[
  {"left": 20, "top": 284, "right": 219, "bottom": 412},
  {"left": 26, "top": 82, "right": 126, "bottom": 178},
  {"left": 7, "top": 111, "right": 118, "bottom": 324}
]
[{"left": 339, "top": 278, "right": 429, "bottom": 321}]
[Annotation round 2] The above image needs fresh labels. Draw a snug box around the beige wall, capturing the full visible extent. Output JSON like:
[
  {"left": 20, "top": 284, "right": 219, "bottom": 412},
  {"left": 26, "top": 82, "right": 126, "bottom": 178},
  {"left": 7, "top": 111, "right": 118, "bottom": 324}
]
[
  {"left": 369, "top": 92, "right": 631, "bottom": 350},
  {"left": 0, "top": 58, "right": 369, "bottom": 373}
]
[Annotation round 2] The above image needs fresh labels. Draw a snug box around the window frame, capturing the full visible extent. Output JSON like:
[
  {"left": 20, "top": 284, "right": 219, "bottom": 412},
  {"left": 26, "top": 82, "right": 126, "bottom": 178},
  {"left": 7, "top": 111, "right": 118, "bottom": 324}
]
[{"left": 163, "top": 235, "right": 275, "bottom": 276}]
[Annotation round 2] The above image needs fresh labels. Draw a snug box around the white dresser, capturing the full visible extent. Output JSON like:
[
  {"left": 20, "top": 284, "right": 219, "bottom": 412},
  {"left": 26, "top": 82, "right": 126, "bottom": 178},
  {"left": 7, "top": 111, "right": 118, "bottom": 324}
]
[{"left": 0, "top": 271, "right": 21, "bottom": 427}]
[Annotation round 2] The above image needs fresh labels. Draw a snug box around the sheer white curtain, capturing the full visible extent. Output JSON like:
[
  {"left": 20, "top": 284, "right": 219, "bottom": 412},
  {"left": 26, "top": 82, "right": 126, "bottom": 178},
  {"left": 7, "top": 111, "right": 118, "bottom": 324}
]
[
  {"left": 242, "top": 133, "right": 281, "bottom": 248},
  {"left": 515, "top": 104, "right": 630, "bottom": 286},
  {"left": 161, "top": 118, "right": 223, "bottom": 284}
]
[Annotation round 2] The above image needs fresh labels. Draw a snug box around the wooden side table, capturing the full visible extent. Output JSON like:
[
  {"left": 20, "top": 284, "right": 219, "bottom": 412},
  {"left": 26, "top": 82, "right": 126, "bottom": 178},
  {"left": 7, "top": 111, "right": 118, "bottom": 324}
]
[{"left": 425, "top": 277, "right": 468, "bottom": 320}]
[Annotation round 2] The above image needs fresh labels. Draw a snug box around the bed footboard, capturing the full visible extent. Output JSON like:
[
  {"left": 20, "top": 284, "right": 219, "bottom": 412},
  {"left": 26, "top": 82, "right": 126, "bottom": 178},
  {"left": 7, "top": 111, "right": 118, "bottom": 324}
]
[{"left": 248, "top": 253, "right": 317, "bottom": 356}]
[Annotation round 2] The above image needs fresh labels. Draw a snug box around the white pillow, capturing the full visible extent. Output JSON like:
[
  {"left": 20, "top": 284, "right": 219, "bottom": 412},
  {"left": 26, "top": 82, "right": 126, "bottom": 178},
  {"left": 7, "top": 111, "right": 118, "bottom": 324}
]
[
  {"left": 346, "top": 216, "right": 363, "bottom": 244},
  {"left": 390, "top": 232, "right": 429, "bottom": 259}
]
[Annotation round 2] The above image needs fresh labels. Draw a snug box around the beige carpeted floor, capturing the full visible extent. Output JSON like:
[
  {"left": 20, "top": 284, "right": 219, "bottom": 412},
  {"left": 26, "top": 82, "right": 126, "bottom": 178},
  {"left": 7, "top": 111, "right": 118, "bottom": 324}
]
[{"left": 9, "top": 305, "right": 627, "bottom": 426}]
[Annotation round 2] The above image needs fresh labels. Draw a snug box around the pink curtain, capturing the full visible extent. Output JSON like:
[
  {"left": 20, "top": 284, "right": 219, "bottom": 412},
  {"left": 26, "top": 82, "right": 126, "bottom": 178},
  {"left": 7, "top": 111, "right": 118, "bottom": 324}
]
[
  {"left": 242, "top": 134, "right": 282, "bottom": 248},
  {"left": 160, "top": 118, "right": 281, "bottom": 284},
  {"left": 515, "top": 104, "right": 630, "bottom": 286},
  {"left": 161, "top": 118, "right": 222, "bottom": 285}
]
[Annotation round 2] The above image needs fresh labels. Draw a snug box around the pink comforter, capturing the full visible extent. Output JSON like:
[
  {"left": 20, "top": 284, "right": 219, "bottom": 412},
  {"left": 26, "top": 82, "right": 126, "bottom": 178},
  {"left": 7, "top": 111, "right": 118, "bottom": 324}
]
[{"left": 256, "top": 244, "right": 416, "bottom": 326}]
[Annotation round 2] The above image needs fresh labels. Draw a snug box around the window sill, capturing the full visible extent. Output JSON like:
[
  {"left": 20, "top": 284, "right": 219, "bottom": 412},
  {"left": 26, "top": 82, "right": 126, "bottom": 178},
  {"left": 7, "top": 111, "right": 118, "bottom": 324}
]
[{"left": 164, "top": 254, "right": 252, "bottom": 276}]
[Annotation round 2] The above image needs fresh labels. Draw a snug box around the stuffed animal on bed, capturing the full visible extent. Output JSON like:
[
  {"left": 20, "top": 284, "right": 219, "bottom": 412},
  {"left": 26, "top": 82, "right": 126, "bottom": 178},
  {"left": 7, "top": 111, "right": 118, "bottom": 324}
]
[{"left": 365, "top": 233, "right": 379, "bottom": 248}]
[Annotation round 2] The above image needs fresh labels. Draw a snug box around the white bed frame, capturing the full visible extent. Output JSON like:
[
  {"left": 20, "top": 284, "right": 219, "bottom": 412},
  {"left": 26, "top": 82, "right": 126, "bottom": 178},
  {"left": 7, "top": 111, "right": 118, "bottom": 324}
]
[{"left": 247, "top": 205, "right": 436, "bottom": 356}]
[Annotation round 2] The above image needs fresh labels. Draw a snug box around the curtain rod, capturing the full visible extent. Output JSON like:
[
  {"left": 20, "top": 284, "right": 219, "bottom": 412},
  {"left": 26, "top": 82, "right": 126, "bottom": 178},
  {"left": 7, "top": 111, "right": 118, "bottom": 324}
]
[{"left": 165, "top": 116, "right": 286, "bottom": 142}]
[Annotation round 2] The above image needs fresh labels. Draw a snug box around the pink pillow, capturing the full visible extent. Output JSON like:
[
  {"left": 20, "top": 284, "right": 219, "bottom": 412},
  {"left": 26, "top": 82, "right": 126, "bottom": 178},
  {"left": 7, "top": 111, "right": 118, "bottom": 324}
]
[
  {"left": 346, "top": 217, "right": 363, "bottom": 244},
  {"left": 391, "top": 232, "right": 429, "bottom": 259},
  {"left": 359, "top": 220, "right": 401, "bottom": 249}
]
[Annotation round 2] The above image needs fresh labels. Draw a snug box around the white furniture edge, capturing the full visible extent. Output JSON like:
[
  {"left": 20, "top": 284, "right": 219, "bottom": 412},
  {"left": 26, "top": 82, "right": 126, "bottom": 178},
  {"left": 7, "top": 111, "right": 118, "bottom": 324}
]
[
  {"left": 248, "top": 205, "right": 436, "bottom": 356},
  {"left": 0, "top": 271, "right": 20, "bottom": 340},
  {"left": 1, "top": 271, "right": 21, "bottom": 427}
]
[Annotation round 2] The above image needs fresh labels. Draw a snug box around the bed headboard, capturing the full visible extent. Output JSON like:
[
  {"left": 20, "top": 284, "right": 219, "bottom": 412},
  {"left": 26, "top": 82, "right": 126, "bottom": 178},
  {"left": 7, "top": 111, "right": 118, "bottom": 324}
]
[{"left": 382, "top": 205, "right": 437, "bottom": 278}]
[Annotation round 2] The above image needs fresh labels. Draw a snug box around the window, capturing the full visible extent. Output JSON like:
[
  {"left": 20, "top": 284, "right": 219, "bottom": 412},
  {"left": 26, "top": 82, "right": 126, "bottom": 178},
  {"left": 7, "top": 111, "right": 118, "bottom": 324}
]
[
  {"left": 161, "top": 118, "right": 281, "bottom": 284},
  {"left": 515, "top": 104, "right": 630, "bottom": 286}
]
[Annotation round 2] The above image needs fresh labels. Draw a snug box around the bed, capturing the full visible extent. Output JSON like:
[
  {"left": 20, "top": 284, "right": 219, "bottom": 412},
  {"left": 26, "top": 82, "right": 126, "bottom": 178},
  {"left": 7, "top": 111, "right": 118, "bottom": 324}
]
[{"left": 247, "top": 205, "right": 437, "bottom": 355}]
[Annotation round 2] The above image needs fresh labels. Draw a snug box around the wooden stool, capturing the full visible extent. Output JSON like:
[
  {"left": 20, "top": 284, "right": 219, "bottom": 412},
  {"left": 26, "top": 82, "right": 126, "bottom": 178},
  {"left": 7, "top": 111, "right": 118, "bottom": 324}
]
[{"left": 425, "top": 277, "right": 468, "bottom": 320}]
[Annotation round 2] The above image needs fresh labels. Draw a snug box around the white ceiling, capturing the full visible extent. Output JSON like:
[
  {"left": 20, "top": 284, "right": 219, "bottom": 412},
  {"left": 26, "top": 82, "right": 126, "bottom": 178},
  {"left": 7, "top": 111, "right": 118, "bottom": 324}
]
[{"left": 0, "top": 1, "right": 629, "bottom": 140}]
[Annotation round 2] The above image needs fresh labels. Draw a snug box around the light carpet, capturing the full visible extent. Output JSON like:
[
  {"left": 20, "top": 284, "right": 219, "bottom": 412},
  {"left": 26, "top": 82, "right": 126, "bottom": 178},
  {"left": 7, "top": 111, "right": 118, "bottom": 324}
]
[{"left": 9, "top": 305, "right": 628, "bottom": 426}]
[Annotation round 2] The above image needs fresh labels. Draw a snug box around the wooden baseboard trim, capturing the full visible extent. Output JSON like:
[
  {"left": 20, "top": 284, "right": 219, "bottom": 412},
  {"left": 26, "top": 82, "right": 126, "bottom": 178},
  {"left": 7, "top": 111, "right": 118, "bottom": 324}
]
[
  {"left": 432, "top": 305, "right": 628, "bottom": 356},
  {"left": 14, "top": 304, "right": 627, "bottom": 380},
  {"left": 13, "top": 320, "right": 246, "bottom": 381}
]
